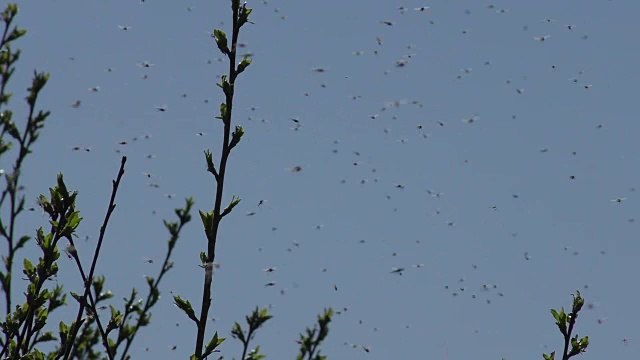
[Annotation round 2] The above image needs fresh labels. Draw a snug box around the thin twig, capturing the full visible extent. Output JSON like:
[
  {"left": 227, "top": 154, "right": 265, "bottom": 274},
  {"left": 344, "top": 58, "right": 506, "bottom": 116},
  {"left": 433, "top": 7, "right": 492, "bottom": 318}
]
[
  {"left": 194, "top": 2, "right": 242, "bottom": 358},
  {"left": 63, "top": 156, "right": 127, "bottom": 360}
]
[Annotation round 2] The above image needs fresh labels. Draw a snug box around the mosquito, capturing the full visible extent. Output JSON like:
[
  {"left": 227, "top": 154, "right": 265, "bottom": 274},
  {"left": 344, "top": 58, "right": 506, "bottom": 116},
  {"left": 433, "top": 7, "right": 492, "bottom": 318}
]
[
  {"left": 463, "top": 114, "right": 479, "bottom": 124},
  {"left": 137, "top": 61, "right": 154, "bottom": 68},
  {"left": 142, "top": 256, "right": 157, "bottom": 264}
]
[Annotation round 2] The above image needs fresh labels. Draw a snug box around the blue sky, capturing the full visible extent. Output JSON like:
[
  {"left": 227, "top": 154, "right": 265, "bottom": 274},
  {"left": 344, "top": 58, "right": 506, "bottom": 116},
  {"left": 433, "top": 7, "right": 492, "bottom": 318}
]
[{"left": 4, "top": 0, "right": 640, "bottom": 359}]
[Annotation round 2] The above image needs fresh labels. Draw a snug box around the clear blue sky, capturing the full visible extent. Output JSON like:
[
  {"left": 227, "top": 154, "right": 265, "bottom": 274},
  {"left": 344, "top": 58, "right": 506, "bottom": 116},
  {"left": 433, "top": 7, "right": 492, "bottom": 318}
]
[{"left": 4, "top": 0, "right": 639, "bottom": 359}]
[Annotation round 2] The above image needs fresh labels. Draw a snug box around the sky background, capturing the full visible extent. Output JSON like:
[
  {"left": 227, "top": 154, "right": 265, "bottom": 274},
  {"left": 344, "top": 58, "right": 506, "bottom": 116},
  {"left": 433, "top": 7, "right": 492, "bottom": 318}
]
[{"left": 3, "top": 0, "right": 640, "bottom": 359}]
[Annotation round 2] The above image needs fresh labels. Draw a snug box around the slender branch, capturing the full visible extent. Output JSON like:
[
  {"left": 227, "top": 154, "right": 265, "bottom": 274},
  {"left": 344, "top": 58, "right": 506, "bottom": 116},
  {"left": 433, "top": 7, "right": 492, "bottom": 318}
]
[
  {"left": 194, "top": 2, "right": 243, "bottom": 358},
  {"left": 240, "top": 327, "right": 255, "bottom": 360},
  {"left": 63, "top": 156, "right": 126, "bottom": 360},
  {"left": 562, "top": 315, "right": 576, "bottom": 360},
  {"left": 65, "top": 236, "right": 110, "bottom": 359},
  {"left": 0, "top": 18, "right": 41, "bottom": 317}
]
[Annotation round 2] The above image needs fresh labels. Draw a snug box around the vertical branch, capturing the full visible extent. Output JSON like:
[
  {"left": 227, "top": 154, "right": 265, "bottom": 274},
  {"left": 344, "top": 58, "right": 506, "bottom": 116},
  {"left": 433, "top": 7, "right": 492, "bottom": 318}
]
[
  {"left": 0, "top": 3, "right": 48, "bottom": 317},
  {"left": 62, "top": 157, "right": 126, "bottom": 360},
  {"left": 193, "top": 1, "right": 252, "bottom": 358}
]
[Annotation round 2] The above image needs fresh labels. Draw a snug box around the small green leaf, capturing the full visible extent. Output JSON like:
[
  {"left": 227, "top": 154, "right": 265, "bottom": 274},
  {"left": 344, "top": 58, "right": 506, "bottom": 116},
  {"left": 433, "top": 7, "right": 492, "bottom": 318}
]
[
  {"left": 216, "top": 75, "right": 233, "bottom": 98},
  {"left": 229, "top": 125, "right": 244, "bottom": 149},
  {"left": 58, "top": 321, "right": 69, "bottom": 345},
  {"left": 199, "top": 209, "right": 216, "bottom": 239},
  {"left": 213, "top": 29, "right": 230, "bottom": 55},
  {"left": 16, "top": 235, "right": 30, "bottom": 250},
  {"left": 221, "top": 195, "right": 241, "bottom": 217},
  {"left": 6, "top": 121, "right": 20, "bottom": 140},
  {"left": 62, "top": 211, "right": 82, "bottom": 237},
  {"left": 56, "top": 173, "right": 69, "bottom": 201},
  {"left": 572, "top": 290, "right": 584, "bottom": 313},
  {"left": 37, "top": 195, "right": 54, "bottom": 218},
  {"left": 6, "top": 27, "right": 26, "bottom": 42},
  {"left": 36, "top": 331, "right": 56, "bottom": 343},
  {"left": 237, "top": 57, "right": 252, "bottom": 75},
  {"left": 203, "top": 331, "right": 225, "bottom": 357},
  {"left": 204, "top": 149, "right": 218, "bottom": 178},
  {"left": 173, "top": 295, "right": 198, "bottom": 323},
  {"left": 231, "top": 321, "right": 246, "bottom": 343},
  {"left": 216, "top": 102, "right": 227, "bottom": 121},
  {"left": 33, "top": 308, "right": 48, "bottom": 332},
  {"left": 106, "top": 306, "right": 123, "bottom": 334},
  {"left": 23, "top": 258, "right": 35, "bottom": 278},
  {"left": 164, "top": 219, "right": 178, "bottom": 237},
  {"left": 238, "top": 3, "right": 254, "bottom": 27},
  {"left": 246, "top": 346, "right": 266, "bottom": 360}
]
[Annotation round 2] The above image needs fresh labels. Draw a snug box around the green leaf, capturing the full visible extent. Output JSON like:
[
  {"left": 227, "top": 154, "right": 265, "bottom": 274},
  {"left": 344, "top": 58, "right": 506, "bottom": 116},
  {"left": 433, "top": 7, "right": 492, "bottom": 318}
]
[
  {"left": 6, "top": 27, "right": 26, "bottom": 42},
  {"left": 260, "top": 307, "right": 270, "bottom": 319},
  {"left": 204, "top": 149, "right": 218, "bottom": 178},
  {"left": 229, "top": 125, "right": 244, "bottom": 149},
  {"left": 217, "top": 75, "right": 233, "bottom": 98},
  {"left": 221, "top": 195, "right": 241, "bottom": 217},
  {"left": 237, "top": 57, "right": 252, "bottom": 75},
  {"left": 106, "top": 306, "right": 123, "bottom": 334},
  {"left": 2, "top": 4, "right": 18, "bottom": 22},
  {"left": 37, "top": 195, "right": 54, "bottom": 218},
  {"left": 23, "top": 348, "right": 45, "bottom": 360},
  {"left": 231, "top": 321, "right": 246, "bottom": 343},
  {"left": 173, "top": 295, "right": 198, "bottom": 323},
  {"left": 33, "top": 308, "right": 48, "bottom": 332},
  {"left": 572, "top": 290, "right": 584, "bottom": 313},
  {"left": 16, "top": 235, "right": 30, "bottom": 250},
  {"left": 213, "top": 29, "right": 230, "bottom": 55},
  {"left": 6, "top": 121, "right": 20, "bottom": 140},
  {"left": 62, "top": 211, "right": 82, "bottom": 237},
  {"left": 35, "top": 331, "right": 56, "bottom": 343},
  {"left": 23, "top": 258, "right": 35, "bottom": 279},
  {"left": 550, "top": 308, "right": 567, "bottom": 335},
  {"left": 238, "top": 3, "right": 254, "bottom": 27},
  {"left": 203, "top": 331, "right": 225, "bottom": 357},
  {"left": 246, "top": 346, "right": 266, "bottom": 360},
  {"left": 58, "top": 321, "right": 69, "bottom": 346},
  {"left": 199, "top": 209, "right": 216, "bottom": 239},
  {"left": 56, "top": 173, "right": 69, "bottom": 201},
  {"left": 216, "top": 102, "right": 227, "bottom": 121}
]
